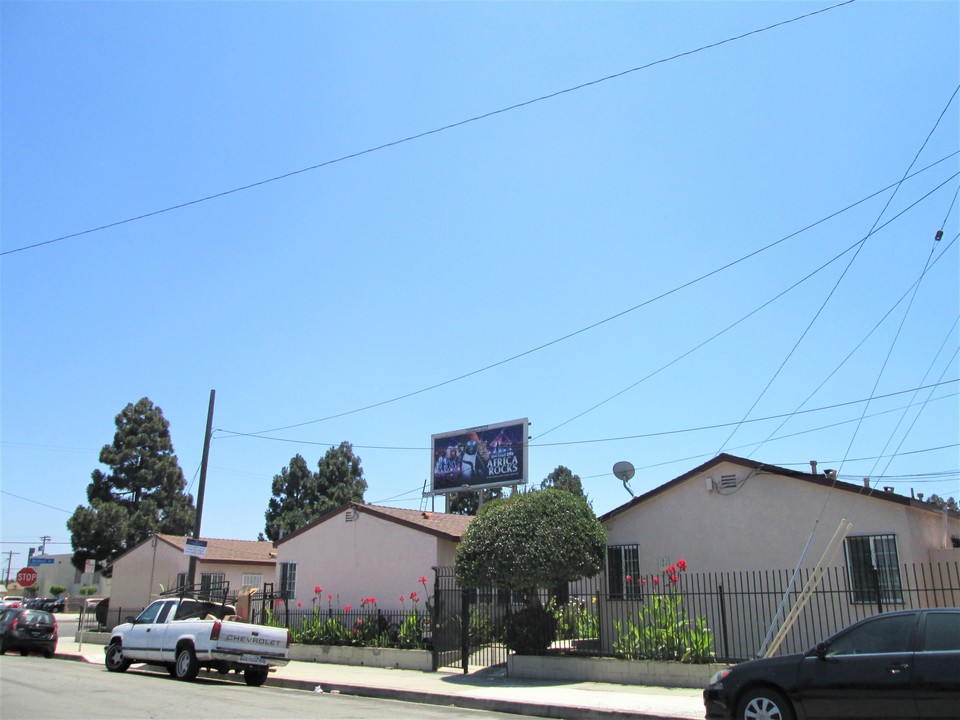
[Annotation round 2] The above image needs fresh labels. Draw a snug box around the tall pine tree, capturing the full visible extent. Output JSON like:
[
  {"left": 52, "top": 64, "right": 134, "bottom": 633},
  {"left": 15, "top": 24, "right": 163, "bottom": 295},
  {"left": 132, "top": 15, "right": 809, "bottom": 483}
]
[
  {"left": 264, "top": 442, "right": 367, "bottom": 541},
  {"left": 68, "top": 398, "right": 195, "bottom": 573}
]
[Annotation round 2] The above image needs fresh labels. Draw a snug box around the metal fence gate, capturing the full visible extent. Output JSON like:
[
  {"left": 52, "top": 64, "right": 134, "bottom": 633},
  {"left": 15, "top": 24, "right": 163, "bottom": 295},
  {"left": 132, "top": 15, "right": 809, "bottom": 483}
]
[{"left": 432, "top": 566, "right": 510, "bottom": 673}]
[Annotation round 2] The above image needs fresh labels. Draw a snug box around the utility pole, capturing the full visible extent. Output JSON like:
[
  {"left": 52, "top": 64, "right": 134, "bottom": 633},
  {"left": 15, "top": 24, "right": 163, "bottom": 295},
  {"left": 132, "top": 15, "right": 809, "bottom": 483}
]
[
  {"left": 39, "top": 535, "right": 51, "bottom": 555},
  {"left": 187, "top": 389, "right": 216, "bottom": 587},
  {"left": 3, "top": 551, "right": 19, "bottom": 585}
]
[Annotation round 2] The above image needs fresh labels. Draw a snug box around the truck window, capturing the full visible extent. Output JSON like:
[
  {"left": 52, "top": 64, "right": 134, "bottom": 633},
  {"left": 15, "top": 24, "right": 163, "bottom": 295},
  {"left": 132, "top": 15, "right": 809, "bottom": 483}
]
[
  {"left": 156, "top": 601, "right": 175, "bottom": 623},
  {"left": 135, "top": 600, "right": 165, "bottom": 624}
]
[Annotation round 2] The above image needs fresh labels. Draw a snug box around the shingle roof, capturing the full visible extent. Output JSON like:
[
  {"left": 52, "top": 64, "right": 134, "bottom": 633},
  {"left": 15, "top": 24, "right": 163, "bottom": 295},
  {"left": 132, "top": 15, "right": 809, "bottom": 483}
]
[
  {"left": 598, "top": 453, "right": 955, "bottom": 522},
  {"left": 153, "top": 535, "right": 277, "bottom": 564},
  {"left": 277, "top": 503, "right": 474, "bottom": 545}
]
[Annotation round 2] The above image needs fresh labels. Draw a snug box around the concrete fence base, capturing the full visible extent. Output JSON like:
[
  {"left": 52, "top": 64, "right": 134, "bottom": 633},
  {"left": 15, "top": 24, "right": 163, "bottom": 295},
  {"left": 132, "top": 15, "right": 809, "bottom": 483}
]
[
  {"left": 289, "top": 644, "right": 433, "bottom": 672},
  {"left": 508, "top": 653, "right": 724, "bottom": 689}
]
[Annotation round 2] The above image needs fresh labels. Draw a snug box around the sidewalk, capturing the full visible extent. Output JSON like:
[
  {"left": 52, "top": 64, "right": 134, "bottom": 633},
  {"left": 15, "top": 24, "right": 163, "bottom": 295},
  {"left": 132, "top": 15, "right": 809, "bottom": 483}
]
[{"left": 56, "top": 635, "right": 705, "bottom": 720}]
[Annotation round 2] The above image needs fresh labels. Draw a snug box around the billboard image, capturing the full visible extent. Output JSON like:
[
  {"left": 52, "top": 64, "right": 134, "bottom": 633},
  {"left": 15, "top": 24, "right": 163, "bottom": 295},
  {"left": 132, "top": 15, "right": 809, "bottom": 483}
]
[{"left": 431, "top": 418, "right": 529, "bottom": 494}]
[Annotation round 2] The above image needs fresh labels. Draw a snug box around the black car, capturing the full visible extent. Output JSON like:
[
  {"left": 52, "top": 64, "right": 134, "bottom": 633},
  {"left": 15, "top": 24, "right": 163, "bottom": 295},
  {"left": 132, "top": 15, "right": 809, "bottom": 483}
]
[
  {"left": 0, "top": 608, "right": 58, "bottom": 658},
  {"left": 41, "top": 597, "right": 66, "bottom": 613},
  {"left": 704, "top": 608, "right": 960, "bottom": 720}
]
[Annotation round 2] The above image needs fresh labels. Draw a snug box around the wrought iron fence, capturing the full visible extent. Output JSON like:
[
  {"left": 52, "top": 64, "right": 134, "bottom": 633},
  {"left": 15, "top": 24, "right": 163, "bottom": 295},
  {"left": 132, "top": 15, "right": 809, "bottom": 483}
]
[{"left": 551, "top": 560, "right": 960, "bottom": 662}]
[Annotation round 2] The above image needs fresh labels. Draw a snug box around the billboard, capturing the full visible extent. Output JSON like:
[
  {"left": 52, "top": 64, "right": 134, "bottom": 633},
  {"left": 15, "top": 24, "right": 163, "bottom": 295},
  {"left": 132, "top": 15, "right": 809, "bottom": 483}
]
[{"left": 430, "top": 418, "right": 529, "bottom": 494}]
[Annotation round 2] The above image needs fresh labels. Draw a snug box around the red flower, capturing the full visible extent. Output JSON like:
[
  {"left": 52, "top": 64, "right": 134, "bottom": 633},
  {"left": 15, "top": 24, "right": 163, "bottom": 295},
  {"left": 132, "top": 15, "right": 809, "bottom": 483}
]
[
  {"left": 677, "top": 558, "right": 688, "bottom": 571},
  {"left": 400, "top": 595, "right": 405, "bottom": 602},
  {"left": 666, "top": 564, "right": 676, "bottom": 575},
  {"left": 344, "top": 605, "right": 351, "bottom": 612},
  {"left": 275, "top": 598, "right": 282, "bottom": 605},
  {"left": 369, "top": 597, "right": 377, "bottom": 604},
  {"left": 297, "top": 601, "right": 302, "bottom": 607},
  {"left": 653, "top": 577, "right": 659, "bottom": 585},
  {"left": 640, "top": 578, "right": 647, "bottom": 585},
  {"left": 625, "top": 575, "right": 632, "bottom": 582},
  {"left": 314, "top": 586, "right": 322, "bottom": 594},
  {"left": 327, "top": 594, "right": 332, "bottom": 600},
  {"left": 670, "top": 574, "right": 679, "bottom": 583},
  {"left": 409, "top": 591, "right": 418, "bottom": 600},
  {"left": 418, "top": 576, "right": 428, "bottom": 584}
]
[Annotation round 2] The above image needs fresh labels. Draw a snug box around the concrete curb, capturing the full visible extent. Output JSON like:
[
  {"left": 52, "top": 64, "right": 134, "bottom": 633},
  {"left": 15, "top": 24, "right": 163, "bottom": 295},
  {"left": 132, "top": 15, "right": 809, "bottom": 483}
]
[{"left": 267, "top": 676, "right": 681, "bottom": 720}]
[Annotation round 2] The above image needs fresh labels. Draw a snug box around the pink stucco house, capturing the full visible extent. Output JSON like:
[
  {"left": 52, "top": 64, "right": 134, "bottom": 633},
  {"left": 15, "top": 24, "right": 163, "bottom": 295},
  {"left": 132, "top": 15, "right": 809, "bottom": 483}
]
[{"left": 274, "top": 503, "right": 473, "bottom": 611}]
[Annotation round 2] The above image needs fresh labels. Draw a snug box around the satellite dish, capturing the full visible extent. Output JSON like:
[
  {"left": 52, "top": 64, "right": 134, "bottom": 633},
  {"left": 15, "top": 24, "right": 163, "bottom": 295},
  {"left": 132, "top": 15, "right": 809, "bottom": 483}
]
[
  {"left": 613, "top": 461, "right": 635, "bottom": 482},
  {"left": 613, "top": 461, "right": 636, "bottom": 497}
]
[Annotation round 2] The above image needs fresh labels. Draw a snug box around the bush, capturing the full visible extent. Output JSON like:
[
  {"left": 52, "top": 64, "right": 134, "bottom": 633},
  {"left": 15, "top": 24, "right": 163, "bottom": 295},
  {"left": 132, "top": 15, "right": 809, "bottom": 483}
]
[
  {"left": 49, "top": 585, "right": 67, "bottom": 597},
  {"left": 505, "top": 605, "right": 557, "bottom": 655}
]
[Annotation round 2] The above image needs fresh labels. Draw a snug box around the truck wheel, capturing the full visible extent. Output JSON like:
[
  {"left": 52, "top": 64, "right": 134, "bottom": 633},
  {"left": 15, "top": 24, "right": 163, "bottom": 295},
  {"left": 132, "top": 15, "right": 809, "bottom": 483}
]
[
  {"left": 105, "top": 641, "right": 132, "bottom": 673},
  {"left": 174, "top": 646, "right": 199, "bottom": 681},
  {"left": 244, "top": 667, "right": 269, "bottom": 687}
]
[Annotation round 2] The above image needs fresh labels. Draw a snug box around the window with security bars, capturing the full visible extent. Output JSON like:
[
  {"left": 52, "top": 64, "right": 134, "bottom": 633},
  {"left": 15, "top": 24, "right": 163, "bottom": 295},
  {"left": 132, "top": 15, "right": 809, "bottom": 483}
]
[
  {"left": 279, "top": 562, "right": 297, "bottom": 599},
  {"left": 845, "top": 534, "right": 903, "bottom": 604},
  {"left": 607, "top": 545, "right": 641, "bottom": 599},
  {"left": 200, "top": 572, "right": 227, "bottom": 599},
  {"left": 241, "top": 573, "right": 262, "bottom": 590}
]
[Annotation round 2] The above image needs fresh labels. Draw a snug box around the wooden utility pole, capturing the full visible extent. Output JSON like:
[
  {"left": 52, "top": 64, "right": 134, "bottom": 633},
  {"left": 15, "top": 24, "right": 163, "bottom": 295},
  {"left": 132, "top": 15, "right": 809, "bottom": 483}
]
[{"left": 187, "top": 389, "right": 216, "bottom": 587}]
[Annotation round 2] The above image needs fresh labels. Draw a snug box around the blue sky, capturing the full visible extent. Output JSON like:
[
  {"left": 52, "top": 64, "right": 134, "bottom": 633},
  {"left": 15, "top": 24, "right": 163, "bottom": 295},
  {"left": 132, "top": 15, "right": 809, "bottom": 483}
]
[{"left": 2, "top": 1, "right": 958, "bottom": 563}]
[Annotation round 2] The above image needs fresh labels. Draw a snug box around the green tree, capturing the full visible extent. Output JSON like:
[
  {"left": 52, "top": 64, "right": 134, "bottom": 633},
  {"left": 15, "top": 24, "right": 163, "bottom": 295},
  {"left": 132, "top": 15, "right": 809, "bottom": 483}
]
[
  {"left": 264, "top": 442, "right": 367, "bottom": 541},
  {"left": 454, "top": 490, "right": 606, "bottom": 653},
  {"left": 540, "top": 465, "right": 585, "bottom": 499},
  {"left": 446, "top": 487, "right": 503, "bottom": 515},
  {"left": 67, "top": 398, "right": 195, "bottom": 574}
]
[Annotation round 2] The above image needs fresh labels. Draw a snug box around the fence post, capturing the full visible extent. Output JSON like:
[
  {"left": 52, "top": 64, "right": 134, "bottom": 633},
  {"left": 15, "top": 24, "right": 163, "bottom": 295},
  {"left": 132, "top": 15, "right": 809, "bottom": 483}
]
[
  {"left": 872, "top": 565, "right": 883, "bottom": 614},
  {"left": 460, "top": 589, "right": 470, "bottom": 674},
  {"left": 718, "top": 582, "right": 730, "bottom": 661}
]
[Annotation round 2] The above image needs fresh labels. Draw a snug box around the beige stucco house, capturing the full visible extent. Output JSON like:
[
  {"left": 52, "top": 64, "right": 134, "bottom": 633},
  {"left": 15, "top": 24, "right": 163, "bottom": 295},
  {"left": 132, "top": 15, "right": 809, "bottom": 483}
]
[
  {"left": 594, "top": 453, "right": 959, "bottom": 658},
  {"left": 274, "top": 503, "right": 473, "bottom": 611},
  {"left": 108, "top": 534, "right": 277, "bottom": 613},
  {"left": 600, "top": 453, "right": 959, "bottom": 578}
]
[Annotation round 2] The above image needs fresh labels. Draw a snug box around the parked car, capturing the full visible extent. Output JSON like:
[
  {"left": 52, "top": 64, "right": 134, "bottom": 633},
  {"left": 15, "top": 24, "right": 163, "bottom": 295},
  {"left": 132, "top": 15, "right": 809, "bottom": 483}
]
[
  {"left": 25, "top": 598, "right": 45, "bottom": 609},
  {"left": 704, "top": 608, "right": 960, "bottom": 720},
  {"left": 41, "top": 597, "right": 65, "bottom": 613},
  {"left": 0, "top": 596, "right": 24, "bottom": 610},
  {"left": 0, "top": 608, "right": 58, "bottom": 657}
]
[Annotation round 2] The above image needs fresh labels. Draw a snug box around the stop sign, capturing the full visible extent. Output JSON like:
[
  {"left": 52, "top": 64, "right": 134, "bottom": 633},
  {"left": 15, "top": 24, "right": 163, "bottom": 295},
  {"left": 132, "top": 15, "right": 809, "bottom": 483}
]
[{"left": 16, "top": 567, "right": 38, "bottom": 587}]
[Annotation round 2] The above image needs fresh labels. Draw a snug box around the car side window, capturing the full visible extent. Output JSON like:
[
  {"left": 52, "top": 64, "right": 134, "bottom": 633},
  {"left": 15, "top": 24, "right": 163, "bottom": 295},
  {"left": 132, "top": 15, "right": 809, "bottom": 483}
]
[
  {"left": 921, "top": 613, "right": 960, "bottom": 652},
  {"left": 827, "top": 614, "right": 917, "bottom": 655},
  {"left": 156, "top": 601, "right": 175, "bottom": 623},
  {"left": 135, "top": 600, "right": 165, "bottom": 624}
]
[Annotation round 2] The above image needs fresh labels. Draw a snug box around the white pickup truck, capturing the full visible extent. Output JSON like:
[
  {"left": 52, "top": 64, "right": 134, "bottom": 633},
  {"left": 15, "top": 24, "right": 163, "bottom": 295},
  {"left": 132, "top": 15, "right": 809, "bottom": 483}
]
[{"left": 104, "top": 595, "right": 290, "bottom": 686}]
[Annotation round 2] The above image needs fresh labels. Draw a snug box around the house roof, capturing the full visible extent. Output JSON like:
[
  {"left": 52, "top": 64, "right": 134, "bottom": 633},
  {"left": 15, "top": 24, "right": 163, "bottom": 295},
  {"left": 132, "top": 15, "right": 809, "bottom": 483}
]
[
  {"left": 277, "top": 503, "right": 474, "bottom": 545},
  {"left": 598, "top": 453, "right": 956, "bottom": 522},
  {"left": 115, "top": 534, "right": 277, "bottom": 565}
]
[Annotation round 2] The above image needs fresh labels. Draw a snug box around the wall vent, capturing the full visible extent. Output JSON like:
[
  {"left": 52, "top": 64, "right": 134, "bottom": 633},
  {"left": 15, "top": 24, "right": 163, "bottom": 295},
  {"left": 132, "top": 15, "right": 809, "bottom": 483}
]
[
  {"left": 345, "top": 508, "right": 358, "bottom": 522},
  {"left": 720, "top": 474, "right": 738, "bottom": 490}
]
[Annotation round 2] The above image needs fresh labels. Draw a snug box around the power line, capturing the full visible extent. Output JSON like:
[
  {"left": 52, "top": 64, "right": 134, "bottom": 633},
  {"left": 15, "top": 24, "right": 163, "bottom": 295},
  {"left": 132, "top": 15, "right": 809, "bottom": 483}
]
[
  {"left": 218, "top": 155, "right": 957, "bottom": 439},
  {"left": 0, "top": 1, "right": 858, "bottom": 258},
  {"left": 717, "top": 85, "right": 960, "bottom": 458},
  {"left": 215, "top": 379, "right": 956, "bottom": 451}
]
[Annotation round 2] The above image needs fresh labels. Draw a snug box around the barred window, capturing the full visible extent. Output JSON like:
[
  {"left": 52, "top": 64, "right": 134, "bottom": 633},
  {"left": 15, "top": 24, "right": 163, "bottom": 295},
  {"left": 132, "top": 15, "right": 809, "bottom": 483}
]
[
  {"left": 845, "top": 534, "right": 903, "bottom": 604},
  {"left": 279, "top": 562, "right": 297, "bottom": 600},
  {"left": 607, "top": 545, "right": 641, "bottom": 599},
  {"left": 241, "top": 573, "right": 263, "bottom": 590},
  {"left": 200, "top": 572, "right": 227, "bottom": 600}
]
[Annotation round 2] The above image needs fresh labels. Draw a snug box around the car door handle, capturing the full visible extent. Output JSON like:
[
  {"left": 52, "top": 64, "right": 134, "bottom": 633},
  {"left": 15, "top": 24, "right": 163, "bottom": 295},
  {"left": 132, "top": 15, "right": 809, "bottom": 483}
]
[{"left": 887, "top": 663, "right": 909, "bottom": 674}]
